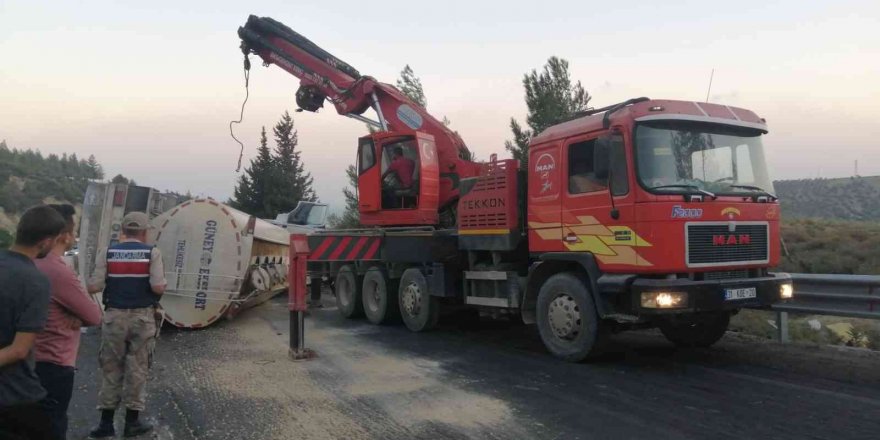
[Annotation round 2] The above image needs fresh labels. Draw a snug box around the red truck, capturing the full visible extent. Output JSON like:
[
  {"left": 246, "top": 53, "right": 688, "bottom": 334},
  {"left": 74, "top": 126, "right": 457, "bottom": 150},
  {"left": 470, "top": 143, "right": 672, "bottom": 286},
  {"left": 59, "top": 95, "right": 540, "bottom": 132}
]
[{"left": 239, "top": 16, "right": 792, "bottom": 361}]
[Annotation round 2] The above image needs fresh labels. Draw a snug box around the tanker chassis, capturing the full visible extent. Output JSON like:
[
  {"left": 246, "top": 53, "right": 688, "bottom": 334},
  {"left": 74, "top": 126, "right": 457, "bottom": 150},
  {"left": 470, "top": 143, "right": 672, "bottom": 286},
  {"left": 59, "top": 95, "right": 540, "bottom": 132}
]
[{"left": 303, "top": 99, "right": 792, "bottom": 361}]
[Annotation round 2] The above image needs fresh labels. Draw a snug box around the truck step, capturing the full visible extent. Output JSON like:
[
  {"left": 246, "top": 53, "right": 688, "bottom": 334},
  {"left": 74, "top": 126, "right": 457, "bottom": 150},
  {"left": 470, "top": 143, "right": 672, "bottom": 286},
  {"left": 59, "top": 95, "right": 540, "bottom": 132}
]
[
  {"left": 465, "top": 296, "right": 519, "bottom": 308},
  {"left": 464, "top": 271, "right": 508, "bottom": 281},
  {"left": 603, "top": 313, "right": 642, "bottom": 323}
]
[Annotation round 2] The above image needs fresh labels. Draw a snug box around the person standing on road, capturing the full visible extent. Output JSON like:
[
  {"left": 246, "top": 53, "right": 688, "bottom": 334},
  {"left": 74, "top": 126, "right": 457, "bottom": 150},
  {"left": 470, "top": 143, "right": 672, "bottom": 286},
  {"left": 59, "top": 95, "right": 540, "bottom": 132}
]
[
  {"left": 0, "top": 206, "right": 67, "bottom": 440},
  {"left": 87, "top": 212, "right": 166, "bottom": 438},
  {"left": 34, "top": 204, "right": 103, "bottom": 440}
]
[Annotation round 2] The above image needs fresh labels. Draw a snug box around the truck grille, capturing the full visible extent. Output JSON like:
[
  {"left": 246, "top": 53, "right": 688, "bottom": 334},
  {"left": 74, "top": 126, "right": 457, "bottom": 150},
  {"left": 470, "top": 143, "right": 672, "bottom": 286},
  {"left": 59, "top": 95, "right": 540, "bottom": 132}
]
[{"left": 687, "top": 223, "right": 769, "bottom": 267}]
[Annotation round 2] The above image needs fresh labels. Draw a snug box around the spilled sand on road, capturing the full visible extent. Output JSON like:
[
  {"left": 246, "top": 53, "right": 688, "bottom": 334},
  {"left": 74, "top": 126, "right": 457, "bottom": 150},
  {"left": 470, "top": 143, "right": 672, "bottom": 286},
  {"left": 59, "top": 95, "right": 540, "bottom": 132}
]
[
  {"left": 198, "top": 311, "right": 371, "bottom": 440},
  {"left": 308, "top": 320, "right": 514, "bottom": 432},
  {"left": 188, "top": 300, "right": 519, "bottom": 438}
]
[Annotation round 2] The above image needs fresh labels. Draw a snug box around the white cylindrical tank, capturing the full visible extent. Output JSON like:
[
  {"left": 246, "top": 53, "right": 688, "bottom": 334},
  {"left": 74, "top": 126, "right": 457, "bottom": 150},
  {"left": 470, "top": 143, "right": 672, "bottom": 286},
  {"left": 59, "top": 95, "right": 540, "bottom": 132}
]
[{"left": 150, "top": 198, "right": 290, "bottom": 328}]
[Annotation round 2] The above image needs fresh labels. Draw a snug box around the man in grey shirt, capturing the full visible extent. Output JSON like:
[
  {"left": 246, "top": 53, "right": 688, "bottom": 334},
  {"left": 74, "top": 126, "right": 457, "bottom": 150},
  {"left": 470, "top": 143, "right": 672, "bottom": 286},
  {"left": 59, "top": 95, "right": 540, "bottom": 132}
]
[{"left": 0, "top": 205, "right": 67, "bottom": 440}]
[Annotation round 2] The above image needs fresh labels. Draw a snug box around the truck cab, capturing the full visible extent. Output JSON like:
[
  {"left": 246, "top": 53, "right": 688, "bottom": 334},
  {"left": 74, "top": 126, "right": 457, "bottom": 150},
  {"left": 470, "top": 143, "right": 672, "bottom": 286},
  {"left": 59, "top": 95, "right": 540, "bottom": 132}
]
[
  {"left": 269, "top": 201, "right": 329, "bottom": 233},
  {"left": 523, "top": 99, "right": 791, "bottom": 359}
]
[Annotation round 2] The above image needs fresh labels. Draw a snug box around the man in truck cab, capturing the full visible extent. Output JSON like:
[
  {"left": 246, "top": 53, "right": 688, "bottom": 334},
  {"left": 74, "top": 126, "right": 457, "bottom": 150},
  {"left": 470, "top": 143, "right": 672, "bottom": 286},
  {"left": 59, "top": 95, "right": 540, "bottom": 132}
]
[{"left": 381, "top": 146, "right": 416, "bottom": 208}]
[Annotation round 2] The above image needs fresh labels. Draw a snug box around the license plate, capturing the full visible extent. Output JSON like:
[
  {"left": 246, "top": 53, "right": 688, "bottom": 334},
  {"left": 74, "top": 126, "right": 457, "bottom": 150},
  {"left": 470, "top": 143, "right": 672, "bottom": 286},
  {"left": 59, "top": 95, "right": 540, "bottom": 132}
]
[{"left": 724, "top": 287, "right": 757, "bottom": 301}]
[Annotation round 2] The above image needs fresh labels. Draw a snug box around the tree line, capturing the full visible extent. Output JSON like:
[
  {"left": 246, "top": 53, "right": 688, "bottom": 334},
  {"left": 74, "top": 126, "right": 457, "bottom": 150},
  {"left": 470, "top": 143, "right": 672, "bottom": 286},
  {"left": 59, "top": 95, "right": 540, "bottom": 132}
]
[
  {"left": 0, "top": 142, "right": 145, "bottom": 247},
  {"left": 0, "top": 141, "right": 104, "bottom": 213}
]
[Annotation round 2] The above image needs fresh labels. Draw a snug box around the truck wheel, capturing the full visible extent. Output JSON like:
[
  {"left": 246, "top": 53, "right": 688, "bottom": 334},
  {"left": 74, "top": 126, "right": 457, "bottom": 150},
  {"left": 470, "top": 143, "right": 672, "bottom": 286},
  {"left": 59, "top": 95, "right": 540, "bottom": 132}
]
[
  {"left": 398, "top": 268, "right": 439, "bottom": 332},
  {"left": 335, "top": 265, "right": 363, "bottom": 318},
  {"left": 362, "top": 267, "right": 399, "bottom": 325},
  {"left": 659, "top": 312, "right": 730, "bottom": 348},
  {"left": 536, "top": 272, "right": 607, "bottom": 362}
]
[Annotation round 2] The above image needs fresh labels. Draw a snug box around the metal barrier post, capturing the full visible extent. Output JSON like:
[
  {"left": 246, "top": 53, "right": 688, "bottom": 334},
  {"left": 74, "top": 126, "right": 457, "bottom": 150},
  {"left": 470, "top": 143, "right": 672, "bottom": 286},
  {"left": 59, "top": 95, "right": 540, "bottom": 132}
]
[
  {"left": 776, "top": 311, "right": 789, "bottom": 343},
  {"left": 288, "top": 234, "right": 315, "bottom": 360}
]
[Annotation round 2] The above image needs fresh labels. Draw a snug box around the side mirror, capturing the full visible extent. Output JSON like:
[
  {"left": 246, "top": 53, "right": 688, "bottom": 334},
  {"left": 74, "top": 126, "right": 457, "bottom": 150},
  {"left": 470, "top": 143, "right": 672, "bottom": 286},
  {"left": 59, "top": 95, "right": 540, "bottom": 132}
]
[{"left": 593, "top": 136, "right": 612, "bottom": 181}]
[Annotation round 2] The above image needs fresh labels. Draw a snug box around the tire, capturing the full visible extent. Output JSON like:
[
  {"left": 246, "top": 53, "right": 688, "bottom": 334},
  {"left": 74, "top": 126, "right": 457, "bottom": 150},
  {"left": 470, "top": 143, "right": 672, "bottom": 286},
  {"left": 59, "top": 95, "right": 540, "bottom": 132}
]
[
  {"left": 335, "top": 265, "right": 363, "bottom": 318},
  {"left": 536, "top": 272, "right": 607, "bottom": 362},
  {"left": 362, "top": 267, "right": 399, "bottom": 325},
  {"left": 398, "top": 268, "right": 440, "bottom": 332},
  {"left": 659, "top": 312, "right": 730, "bottom": 348}
]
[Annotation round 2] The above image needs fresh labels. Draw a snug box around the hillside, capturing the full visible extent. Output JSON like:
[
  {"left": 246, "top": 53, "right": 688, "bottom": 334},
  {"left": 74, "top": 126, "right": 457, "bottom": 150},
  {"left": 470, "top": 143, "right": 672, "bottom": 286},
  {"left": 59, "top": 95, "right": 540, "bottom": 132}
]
[
  {"left": 0, "top": 140, "right": 102, "bottom": 213},
  {"left": 774, "top": 176, "right": 880, "bottom": 221},
  {"left": 0, "top": 140, "right": 105, "bottom": 245}
]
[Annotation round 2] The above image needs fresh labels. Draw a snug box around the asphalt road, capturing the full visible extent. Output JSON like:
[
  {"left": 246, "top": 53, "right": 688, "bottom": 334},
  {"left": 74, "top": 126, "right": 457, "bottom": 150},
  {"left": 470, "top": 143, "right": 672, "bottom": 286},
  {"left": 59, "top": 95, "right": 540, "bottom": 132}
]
[{"left": 67, "top": 294, "right": 880, "bottom": 440}]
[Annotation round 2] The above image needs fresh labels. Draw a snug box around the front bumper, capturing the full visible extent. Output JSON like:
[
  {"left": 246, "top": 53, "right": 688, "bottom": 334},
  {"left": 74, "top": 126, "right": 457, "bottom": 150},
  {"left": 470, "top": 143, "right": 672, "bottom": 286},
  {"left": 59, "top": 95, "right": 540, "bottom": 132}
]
[{"left": 628, "top": 272, "right": 791, "bottom": 314}]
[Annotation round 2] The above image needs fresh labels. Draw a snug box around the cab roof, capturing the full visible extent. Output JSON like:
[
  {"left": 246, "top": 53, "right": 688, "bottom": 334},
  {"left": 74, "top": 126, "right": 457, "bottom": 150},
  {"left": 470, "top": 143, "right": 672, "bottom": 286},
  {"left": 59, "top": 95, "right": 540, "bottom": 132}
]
[{"left": 530, "top": 99, "right": 767, "bottom": 145}]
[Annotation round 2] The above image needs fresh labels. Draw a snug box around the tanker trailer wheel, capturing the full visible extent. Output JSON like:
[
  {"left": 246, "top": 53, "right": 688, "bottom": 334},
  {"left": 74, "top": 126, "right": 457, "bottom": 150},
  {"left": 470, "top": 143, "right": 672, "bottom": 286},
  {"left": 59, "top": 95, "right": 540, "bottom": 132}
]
[
  {"left": 659, "top": 312, "right": 730, "bottom": 348},
  {"left": 536, "top": 272, "right": 607, "bottom": 362},
  {"left": 335, "top": 265, "right": 363, "bottom": 319},
  {"left": 398, "top": 268, "right": 439, "bottom": 332},
  {"left": 362, "top": 267, "right": 400, "bottom": 325}
]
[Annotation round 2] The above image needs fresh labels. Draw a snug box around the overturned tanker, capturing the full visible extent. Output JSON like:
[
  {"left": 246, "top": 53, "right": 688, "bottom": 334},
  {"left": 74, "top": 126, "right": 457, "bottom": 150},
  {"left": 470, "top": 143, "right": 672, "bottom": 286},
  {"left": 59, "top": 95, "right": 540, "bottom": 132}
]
[{"left": 149, "top": 198, "right": 290, "bottom": 328}]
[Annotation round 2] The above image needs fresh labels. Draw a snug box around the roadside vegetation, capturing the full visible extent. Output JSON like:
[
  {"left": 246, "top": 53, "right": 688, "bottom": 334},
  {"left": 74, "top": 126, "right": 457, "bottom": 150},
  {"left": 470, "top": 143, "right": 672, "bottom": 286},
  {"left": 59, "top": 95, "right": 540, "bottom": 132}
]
[
  {"left": 731, "top": 310, "right": 880, "bottom": 350},
  {"left": 778, "top": 218, "right": 880, "bottom": 275},
  {"left": 735, "top": 217, "right": 879, "bottom": 350}
]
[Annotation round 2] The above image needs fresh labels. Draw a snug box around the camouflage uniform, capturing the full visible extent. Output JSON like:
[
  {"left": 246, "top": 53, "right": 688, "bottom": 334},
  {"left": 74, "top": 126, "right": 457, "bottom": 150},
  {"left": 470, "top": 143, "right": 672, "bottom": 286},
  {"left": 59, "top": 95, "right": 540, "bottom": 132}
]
[
  {"left": 90, "top": 235, "right": 165, "bottom": 412},
  {"left": 98, "top": 308, "right": 158, "bottom": 410}
]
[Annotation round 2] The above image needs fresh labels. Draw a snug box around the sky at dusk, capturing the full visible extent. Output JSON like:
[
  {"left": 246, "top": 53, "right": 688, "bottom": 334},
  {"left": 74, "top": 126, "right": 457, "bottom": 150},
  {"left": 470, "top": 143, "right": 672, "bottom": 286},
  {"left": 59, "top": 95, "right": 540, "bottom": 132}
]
[{"left": 1, "top": 0, "right": 878, "bottom": 211}]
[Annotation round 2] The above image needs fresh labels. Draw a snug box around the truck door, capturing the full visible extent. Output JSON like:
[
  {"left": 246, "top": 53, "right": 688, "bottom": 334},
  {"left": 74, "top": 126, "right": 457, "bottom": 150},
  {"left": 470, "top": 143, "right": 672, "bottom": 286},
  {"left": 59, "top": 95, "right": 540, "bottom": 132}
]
[
  {"left": 357, "top": 137, "right": 381, "bottom": 212},
  {"left": 527, "top": 142, "right": 563, "bottom": 252},
  {"left": 561, "top": 130, "right": 639, "bottom": 268}
]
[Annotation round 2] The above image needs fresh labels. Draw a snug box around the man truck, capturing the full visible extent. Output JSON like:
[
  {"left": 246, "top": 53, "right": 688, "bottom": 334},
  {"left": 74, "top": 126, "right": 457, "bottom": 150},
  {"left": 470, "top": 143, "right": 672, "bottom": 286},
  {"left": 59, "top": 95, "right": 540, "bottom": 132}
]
[{"left": 238, "top": 15, "right": 792, "bottom": 361}]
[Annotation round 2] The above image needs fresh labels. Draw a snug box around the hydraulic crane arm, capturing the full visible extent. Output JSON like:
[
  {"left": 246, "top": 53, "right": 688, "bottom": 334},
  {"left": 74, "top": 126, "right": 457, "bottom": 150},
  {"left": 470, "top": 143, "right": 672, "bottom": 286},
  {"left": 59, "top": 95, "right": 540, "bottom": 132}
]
[{"left": 238, "top": 16, "right": 482, "bottom": 224}]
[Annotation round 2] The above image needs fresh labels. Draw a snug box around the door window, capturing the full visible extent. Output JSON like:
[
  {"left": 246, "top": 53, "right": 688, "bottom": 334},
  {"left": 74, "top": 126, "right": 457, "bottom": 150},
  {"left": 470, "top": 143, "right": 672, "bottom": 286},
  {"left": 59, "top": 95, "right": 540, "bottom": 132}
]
[
  {"left": 568, "top": 140, "right": 606, "bottom": 194},
  {"left": 358, "top": 138, "right": 376, "bottom": 175},
  {"left": 609, "top": 135, "right": 629, "bottom": 196}
]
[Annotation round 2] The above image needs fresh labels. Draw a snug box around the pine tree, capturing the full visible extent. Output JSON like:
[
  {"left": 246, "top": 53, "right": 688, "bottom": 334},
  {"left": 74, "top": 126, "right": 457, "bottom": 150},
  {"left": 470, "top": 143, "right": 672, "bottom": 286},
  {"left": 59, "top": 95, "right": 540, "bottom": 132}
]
[
  {"left": 397, "top": 64, "right": 427, "bottom": 108},
  {"left": 504, "top": 119, "right": 531, "bottom": 166},
  {"left": 506, "top": 56, "right": 592, "bottom": 170},
  {"left": 110, "top": 174, "right": 135, "bottom": 185},
  {"left": 331, "top": 164, "right": 361, "bottom": 228},
  {"left": 231, "top": 127, "right": 275, "bottom": 217},
  {"left": 86, "top": 154, "right": 104, "bottom": 179},
  {"left": 270, "top": 111, "right": 317, "bottom": 214}
]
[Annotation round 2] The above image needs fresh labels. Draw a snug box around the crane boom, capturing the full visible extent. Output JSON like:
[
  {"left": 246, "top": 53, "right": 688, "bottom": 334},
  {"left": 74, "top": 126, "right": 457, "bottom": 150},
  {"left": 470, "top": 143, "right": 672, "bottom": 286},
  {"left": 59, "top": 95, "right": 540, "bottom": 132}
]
[{"left": 238, "top": 15, "right": 482, "bottom": 225}]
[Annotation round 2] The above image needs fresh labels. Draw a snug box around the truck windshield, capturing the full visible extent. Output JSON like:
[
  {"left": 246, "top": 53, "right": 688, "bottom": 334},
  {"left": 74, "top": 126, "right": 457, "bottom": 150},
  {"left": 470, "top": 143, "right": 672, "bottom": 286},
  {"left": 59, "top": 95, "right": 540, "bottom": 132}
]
[
  {"left": 635, "top": 121, "right": 774, "bottom": 196},
  {"left": 288, "top": 202, "right": 328, "bottom": 226}
]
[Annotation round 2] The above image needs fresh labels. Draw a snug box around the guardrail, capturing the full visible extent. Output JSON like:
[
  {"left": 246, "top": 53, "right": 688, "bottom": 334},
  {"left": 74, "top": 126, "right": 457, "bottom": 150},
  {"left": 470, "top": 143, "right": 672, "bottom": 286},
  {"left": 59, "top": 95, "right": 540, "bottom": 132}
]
[{"left": 771, "top": 273, "right": 880, "bottom": 342}]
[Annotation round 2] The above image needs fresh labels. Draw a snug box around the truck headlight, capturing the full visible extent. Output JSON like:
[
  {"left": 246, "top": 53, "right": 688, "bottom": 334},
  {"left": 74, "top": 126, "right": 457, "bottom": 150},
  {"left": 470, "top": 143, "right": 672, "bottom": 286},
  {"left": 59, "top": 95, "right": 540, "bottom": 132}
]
[
  {"left": 641, "top": 291, "right": 688, "bottom": 309},
  {"left": 780, "top": 283, "right": 793, "bottom": 299}
]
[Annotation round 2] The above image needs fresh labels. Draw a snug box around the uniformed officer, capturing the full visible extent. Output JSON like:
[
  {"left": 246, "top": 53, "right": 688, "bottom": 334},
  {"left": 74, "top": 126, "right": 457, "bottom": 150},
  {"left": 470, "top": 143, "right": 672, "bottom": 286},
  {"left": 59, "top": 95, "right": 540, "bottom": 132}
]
[{"left": 87, "top": 212, "right": 166, "bottom": 438}]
